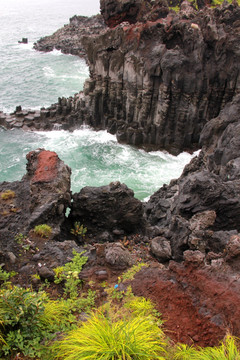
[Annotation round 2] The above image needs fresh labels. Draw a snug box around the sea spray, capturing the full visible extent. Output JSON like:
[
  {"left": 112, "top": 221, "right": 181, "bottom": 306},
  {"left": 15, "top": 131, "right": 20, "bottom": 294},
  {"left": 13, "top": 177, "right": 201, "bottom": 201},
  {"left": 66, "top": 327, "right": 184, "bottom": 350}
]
[{"left": 0, "top": 127, "right": 196, "bottom": 201}]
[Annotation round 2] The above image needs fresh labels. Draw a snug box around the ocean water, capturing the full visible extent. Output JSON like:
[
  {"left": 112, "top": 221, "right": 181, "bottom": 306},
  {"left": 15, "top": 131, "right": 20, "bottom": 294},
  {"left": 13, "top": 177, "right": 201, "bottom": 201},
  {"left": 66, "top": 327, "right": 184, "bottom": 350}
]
[
  {"left": 0, "top": 0, "right": 196, "bottom": 200},
  {"left": 0, "top": 0, "right": 100, "bottom": 113}
]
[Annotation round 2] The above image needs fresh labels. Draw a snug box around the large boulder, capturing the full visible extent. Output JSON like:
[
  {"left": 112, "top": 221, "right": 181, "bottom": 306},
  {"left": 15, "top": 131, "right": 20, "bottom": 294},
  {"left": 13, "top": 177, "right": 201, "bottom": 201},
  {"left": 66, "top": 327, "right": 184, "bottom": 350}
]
[
  {"left": 69, "top": 181, "right": 144, "bottom": 238},
  {"left": 0, "top": 149, "right": 71, "bottom": 253}
]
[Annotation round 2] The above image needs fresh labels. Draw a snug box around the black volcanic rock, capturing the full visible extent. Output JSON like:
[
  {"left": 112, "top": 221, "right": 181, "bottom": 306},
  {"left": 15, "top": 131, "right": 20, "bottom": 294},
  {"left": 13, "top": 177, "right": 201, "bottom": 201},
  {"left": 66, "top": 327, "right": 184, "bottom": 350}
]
[
  {"left": 69, "top": 181, "right": 144, "bottom": 237},
  {"left": 145, "top": 95, "right": 240, "bottom": 260},
  {"left": 70, "top": 1, "right": 240, "bottom": 155},
  {"left": 100, "top": 0, "right": 152, "bottom": 27},
  {"left": 33, "top": 14, "right": 107, "bottom": 58}
]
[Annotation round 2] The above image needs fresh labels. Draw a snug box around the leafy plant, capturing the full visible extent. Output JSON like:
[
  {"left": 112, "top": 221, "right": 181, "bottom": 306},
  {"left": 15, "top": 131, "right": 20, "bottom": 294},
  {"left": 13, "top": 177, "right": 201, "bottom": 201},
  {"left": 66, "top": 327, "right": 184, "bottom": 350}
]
[
  {"left": 120, "top": 262, "right": 149, "bottom": 283},
  {"left": 124, "top": 295, "right": 162, "bottom": 321},
  {"left": 14, "top": 232, "right": 27, "bottom": 245},
  {"left": 71, "top": 221, "right": 87, "bottom": 242},
  {"left": 0, "top": 267, "right": 16, "bottom": 283},
  {"left": 1, "top": 190, "right": 15, "bottom": 200},
  {"left": 52, "top": 310, "right": 166, "bottom": 360},
  {"left": 33, "top": 224, "right": 52, "bottom": 238},
  {"left": 0, "top": 286, "right": 84, "bottom": 359},
  {"left": 54, "top": 250, "right": 88, "bottom": 299}
]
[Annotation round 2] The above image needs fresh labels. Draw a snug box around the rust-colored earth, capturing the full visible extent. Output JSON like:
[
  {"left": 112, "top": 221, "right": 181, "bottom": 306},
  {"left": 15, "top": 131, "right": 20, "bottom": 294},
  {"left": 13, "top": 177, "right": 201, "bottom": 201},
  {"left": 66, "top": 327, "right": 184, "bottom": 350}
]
[{"left": 132, "top": 261, "right": 240, "bottom": 347}]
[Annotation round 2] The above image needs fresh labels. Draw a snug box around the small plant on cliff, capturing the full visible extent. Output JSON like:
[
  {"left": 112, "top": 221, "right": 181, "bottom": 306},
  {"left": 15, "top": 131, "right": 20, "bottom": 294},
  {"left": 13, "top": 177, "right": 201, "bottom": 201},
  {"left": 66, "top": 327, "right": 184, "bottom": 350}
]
[
  {"left": 120, "top": 262, "right": 149, "bottom": 283},
  {"left": 33, "top": 224, "right": 52, "bottom": 238},
  {"left": 0, "top": 266, "right": 16, "bottom": 284},
  {"left": 54, "top": 249, "right": 88, "bottom": 299},
  {"left": 71, "top": 221, "right": 87, "bottom": 242},
  {"left": 1, "top": 190, "right": 15, "bottom": 200}
]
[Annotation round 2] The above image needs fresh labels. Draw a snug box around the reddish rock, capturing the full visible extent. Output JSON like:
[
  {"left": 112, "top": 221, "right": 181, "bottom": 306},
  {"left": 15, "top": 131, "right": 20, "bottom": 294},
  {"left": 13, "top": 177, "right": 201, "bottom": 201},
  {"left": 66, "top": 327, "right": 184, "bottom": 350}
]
[{"left": 30, "top": 150, "right": 58, "bottom": 183}]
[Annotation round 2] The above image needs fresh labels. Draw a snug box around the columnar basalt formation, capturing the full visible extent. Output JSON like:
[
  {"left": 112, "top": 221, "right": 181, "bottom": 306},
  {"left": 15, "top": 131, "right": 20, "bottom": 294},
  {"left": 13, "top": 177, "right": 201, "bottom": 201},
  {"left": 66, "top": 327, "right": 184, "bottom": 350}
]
[
  {"left": 76, "top": 0, "right": 240, "bottom": 154},
  {"left": 3, "top": 2, "right": 240, "bottom": 156}
]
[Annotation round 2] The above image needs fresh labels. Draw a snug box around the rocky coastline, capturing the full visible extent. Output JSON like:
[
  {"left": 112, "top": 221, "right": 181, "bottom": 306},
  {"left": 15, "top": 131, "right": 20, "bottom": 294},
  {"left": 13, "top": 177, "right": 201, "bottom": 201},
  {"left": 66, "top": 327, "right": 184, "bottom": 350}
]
[{"left": 1, "top": 0, "right": 240, "bottom": 348}]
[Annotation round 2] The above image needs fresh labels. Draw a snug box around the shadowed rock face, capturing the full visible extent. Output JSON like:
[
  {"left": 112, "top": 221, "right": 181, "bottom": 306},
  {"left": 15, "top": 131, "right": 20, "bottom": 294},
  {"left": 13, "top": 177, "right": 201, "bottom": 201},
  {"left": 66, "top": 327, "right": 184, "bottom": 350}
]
[{"left": 100, "top": 0, "right": 153, "bottom": 27}]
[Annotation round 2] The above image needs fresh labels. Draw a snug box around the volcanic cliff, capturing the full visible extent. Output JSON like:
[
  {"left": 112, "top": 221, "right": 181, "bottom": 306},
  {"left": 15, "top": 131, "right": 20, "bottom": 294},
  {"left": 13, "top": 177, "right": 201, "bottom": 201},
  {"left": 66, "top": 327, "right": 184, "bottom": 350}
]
[{"left": 1, "top": 0, "right": 240, "bottom": 348}]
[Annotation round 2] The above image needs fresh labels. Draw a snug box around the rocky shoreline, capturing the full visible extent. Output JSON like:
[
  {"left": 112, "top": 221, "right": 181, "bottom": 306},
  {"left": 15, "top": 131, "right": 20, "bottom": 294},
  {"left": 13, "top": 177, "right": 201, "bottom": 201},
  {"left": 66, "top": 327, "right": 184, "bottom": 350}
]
[{"left": 1, "top": 0, "right": 240, "bottom": 348}]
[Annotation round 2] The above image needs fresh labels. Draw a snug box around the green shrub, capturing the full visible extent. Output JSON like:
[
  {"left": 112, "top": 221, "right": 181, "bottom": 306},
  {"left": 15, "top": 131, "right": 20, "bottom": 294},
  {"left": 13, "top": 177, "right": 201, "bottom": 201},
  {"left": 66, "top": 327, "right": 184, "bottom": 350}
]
[
  {"left": 54, "top": 249, "right": 88, "bottom": 299},
  {"left": 52, "top": 311, "right": 166, "bottom": 360},
  {"left": 0, "top": 286, "right": 80, "bottom": 358},
  {"left": 0, "top": 267, "right": 16, "bottom": 283},
  {"left": 1, "top": 190, "right": 15, "bottom": 200},
  {"left": 33, "top": 224, "right": 52, "bottom": 238}
]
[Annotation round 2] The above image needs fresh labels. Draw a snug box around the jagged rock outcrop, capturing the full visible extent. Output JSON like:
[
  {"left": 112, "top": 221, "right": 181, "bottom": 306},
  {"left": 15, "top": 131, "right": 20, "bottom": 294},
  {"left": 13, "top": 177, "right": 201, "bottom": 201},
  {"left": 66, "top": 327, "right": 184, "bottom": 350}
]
[
  {"left": 0, "top": 149, "right": 71, "bottom": 252},
  {"left": 68, "top": 181, "right": 144, "bottom": 239},
  {"left": 34, "top": 14, "right": 107, "bottom": 58},
  {"left": 145, "top": 94, "right": 240, "bottom": 260}
]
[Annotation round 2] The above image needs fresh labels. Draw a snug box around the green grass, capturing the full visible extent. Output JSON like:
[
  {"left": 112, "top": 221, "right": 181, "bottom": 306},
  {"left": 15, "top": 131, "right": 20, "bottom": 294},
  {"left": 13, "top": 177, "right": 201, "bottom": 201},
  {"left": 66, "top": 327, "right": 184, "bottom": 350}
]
[
  {"left": 174, "top": 335, "right": 240, "bottom": 359},
  {"left": 52, "top": 311, "right": 166, "bottom": 360}
]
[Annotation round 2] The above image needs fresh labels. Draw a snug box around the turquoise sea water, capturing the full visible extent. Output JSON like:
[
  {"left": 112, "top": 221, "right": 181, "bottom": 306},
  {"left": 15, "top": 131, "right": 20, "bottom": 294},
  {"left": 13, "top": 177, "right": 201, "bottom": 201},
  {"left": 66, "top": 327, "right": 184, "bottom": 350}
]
[{"left": 0, "top": 0, "right": 195, "bottom": 200}]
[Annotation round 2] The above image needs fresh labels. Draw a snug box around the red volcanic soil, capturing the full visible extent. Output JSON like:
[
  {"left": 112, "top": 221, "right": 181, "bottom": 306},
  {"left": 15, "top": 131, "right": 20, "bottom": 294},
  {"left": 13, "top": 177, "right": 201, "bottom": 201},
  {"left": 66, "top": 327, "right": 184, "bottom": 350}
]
[{"left": 132, "top": 261, "right": 240, "bottom": 347}]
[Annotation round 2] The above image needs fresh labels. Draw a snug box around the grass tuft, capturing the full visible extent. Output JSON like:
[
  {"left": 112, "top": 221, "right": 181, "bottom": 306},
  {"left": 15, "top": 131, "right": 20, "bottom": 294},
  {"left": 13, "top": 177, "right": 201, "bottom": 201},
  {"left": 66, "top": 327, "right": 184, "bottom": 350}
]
[{"left": 52, "top": 311, "right": 166, "bottom": 360}]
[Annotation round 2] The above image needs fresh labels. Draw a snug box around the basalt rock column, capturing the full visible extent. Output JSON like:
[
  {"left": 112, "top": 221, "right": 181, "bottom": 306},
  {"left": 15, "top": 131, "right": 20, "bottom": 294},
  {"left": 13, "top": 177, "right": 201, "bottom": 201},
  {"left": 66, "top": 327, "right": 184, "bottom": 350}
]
[{"left": 73, "top": 1, "right": 240, "bottom": 155}]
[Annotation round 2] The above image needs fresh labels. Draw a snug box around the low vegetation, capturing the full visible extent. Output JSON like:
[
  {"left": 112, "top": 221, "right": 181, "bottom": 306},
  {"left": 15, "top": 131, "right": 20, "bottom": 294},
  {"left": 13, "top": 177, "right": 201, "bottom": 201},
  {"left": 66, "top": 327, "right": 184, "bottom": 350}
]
[
  {"left": 0, "top": 189, "right": 15, "bottom": 200},
  {"left": 33, "top": 224, "right": 52, "bottom": 238},
  {"left": 70, "top": 221, "right": 87, "bottom": 242},
  {"left": 0, "top": 257, "right": 239, "bottom": 359},
  {"left": 54, "top": 249, "right": 88, "bottom": 299}
]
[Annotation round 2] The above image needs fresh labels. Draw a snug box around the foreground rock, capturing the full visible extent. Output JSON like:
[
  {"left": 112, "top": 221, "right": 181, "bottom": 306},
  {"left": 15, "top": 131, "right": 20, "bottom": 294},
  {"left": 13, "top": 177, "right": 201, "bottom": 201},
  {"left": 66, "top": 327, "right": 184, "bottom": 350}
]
[
  {"left": 68, "top": 181, "right": 144, "bottom": 239},
  {"left": 0, "top": 149, "right": 71, "bottom": 252}
]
